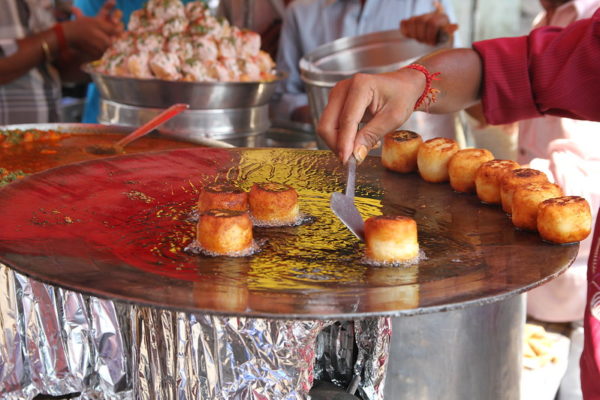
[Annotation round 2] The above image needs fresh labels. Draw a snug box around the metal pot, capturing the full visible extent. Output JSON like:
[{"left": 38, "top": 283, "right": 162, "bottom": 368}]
[
  {"left": 300, "top": 30, "right": 448, "bottom": 133},
  {"left": 99, "top": 100, "right": 268, "bottom": 147}
]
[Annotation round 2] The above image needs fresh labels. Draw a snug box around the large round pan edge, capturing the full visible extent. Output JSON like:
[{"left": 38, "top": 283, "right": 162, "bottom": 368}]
[{"left": 0, "top": 148, "right": 577, "bottom": 319}]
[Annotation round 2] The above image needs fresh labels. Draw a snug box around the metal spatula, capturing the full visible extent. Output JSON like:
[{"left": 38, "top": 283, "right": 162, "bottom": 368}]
[{"left": 330, "top": 155, "right": 365, "bottom": 240}]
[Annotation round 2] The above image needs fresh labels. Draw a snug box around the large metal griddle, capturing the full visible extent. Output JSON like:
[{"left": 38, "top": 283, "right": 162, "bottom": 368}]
[{"left": 0, "top": 148, "right": 577, "bottom": 319}]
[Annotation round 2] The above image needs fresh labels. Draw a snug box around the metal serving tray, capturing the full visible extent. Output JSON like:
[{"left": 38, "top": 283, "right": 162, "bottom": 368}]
[
  {"left": 85, "top": 65, "right": 285, "bottom": 109},
  {"left": 0, "top": 148, "right": 577, "bottom": 319}
]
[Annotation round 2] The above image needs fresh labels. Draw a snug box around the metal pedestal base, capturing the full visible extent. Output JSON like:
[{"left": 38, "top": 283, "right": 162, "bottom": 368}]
[
  {"left": 310, "top": 381, "right": 360, "bottom": 400},
  {"left": 385, "top": 295, "right": 525, "bottom": 400}
]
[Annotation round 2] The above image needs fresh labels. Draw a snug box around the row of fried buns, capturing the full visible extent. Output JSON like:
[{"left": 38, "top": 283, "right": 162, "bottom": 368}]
[{"left": 381, "top": 130, "right": 592, "bottom": 244}]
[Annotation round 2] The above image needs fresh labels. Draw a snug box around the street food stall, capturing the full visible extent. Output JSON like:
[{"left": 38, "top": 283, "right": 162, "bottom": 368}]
[
  {"left": 0, "top": 140, "right": 578, "bottom": 398},
  {"left": 0, "top": 1, "right": 588, "bottom": 399}
]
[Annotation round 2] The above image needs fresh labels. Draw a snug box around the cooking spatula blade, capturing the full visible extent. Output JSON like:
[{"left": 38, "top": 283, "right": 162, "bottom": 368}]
[
  {"left": 330, "top": 192, "right": 365, "bottom": 240},
  {"left": 330, "top": 156, "right": 365, "bottom": 240}
]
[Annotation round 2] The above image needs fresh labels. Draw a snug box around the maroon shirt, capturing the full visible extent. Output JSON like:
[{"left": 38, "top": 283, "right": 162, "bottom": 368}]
[{"left": 473, "top": 8, "right": 600, "bottom": 399}]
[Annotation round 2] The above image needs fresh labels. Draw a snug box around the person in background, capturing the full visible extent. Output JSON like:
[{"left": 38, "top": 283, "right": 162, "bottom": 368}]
[
  {"left": 466, "top": 0, "right": 600, "bottom": 325},
  {"left": 0, "top": 0, "right": 121, "bottom": 124},
  {"left": 217, "top": 0, "right": 292, "bottom": 59},
  {"left": 523, "top": 0, "right": 600, "bottom": 330},
  {"left": 74, "top": 0, "right": 200, "bottom": 124},
  {"left": 316, "top": 8, "right": 600, "bottom": 398},
  {"left": 273, "top": 0, "right": 459, "bottom": 141},
  {"left": 463, "top": 5, "right": 599, "bottom": 397},
  {"left": 513, "top": 1, "right": 600, "bottom": 398}
]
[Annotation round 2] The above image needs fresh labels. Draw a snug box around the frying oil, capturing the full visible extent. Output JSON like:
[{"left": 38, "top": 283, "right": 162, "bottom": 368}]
[{"left": 362, "top": 249, "right": 428, "bottom": 268}]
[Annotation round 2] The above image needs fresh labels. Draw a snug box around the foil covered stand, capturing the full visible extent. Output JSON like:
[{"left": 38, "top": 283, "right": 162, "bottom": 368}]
[{"left": 1, "top": 265, "right": 388, "bottom": 399}]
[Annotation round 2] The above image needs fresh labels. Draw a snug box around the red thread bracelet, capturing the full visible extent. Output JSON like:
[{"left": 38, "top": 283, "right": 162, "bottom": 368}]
[
  {"left": 404, "top": 64, "right": 441, "bottom": 111},
  {"left": 52, "top": 23, "right": 68, "bottom": 57}
]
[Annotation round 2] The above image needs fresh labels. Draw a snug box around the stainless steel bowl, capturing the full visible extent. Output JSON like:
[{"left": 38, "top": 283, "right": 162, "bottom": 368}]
[
  {"left": 98, "top": 100, "right": 268, "bottom": 147},
  {"left": 300, "top": 30, "right": 449, "bottom": 140},
  {"left": 300, "top": 30, "right": 448, "bottom": 86},
  {"left": 84, "top": 64, "right": 285, "bottom": 110}
]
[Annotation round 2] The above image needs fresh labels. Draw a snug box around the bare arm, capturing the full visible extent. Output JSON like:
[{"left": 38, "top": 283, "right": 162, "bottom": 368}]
[
  {"left": 0, "top": 1, "right": 120, "bottom": 85},
  {"left": 317, "top": 48, "right": 482, "bottom": 163},
  {"left": 0, "top": 31, "right": 58, "bottom": 84}
]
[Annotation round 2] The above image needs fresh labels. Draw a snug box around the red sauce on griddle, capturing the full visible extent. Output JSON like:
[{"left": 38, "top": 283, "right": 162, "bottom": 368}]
[{"left": 0, "top": 130, "right": 202, "bottom": 175}]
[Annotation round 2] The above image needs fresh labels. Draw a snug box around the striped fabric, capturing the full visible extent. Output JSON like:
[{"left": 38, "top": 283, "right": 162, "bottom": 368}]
[{"left": 0, "top": 0, "right": 61, "bottom": 125}]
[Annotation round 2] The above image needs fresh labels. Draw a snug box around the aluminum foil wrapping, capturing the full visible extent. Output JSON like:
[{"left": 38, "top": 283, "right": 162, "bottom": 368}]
[
  {"left": 353, "top": 318, "right": 391, "bottom": 400},
  {"left": 314, "top": 321, "right": 356, "bottom": 387},
  {"left": 314, "top": 318, "right": 391, "bottom": 400},
  {"left": 0, "top": 263, "right": 36, "bottom": 399},
  {"left": 2, "top": 261, "right": 389, "bottom": 399},
  {"left": 79, "top": 298, "right": 131, "bottom": 399},
  {"left": 0, "top": 264, "right": 131, "bottom": 399},
  {"left": 130, "top": 305, "right": 326, "bottom": 399}
]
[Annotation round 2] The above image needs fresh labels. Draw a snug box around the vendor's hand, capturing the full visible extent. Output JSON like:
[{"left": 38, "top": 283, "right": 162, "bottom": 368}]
[
  {"left": 400, "top": 1, "right": 455, "bottom": 46},
  {"left": 61, "top": 15, "right": 122, "bottom": 60},
  {"left": 317, "top": 69, "right": 425, "bottom": 163},
  {"left": 97, "top": 0, "right": 124, "bottom": 28}
]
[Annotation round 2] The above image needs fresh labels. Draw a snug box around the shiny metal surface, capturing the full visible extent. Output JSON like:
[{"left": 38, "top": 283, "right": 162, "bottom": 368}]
[
  {"left": 1, "top": 122, "right": 131, "bottom": 135},
  {"left": 0, "top": 136, "right": 387, "bottom": 400},
  {"left": 300, "top": 30, "right": 448, "bottom": 86},
  {"left": 265, "top": 120, "right": 317, "bottom": 149},
  {"left": 0, "top": 263, "right": 132, "bottom": 399},
  {"left": 385, "top": 295, "right": 524, "bottom": 400},
  {"left": 310, "top": 381, "right": 361, "bottom": 400},
  {"left": 99, "top": 100, "right": 268, "bottom": 147},
  {"left": 131, "top": 307, "right": 325, "bottom": 400},
  {"left": 300, "top": 31, "right": 449, "bottom": 148},
  {"left": 0, "top": 122, "right": 234, "bottom": 149},
  {"left": 0, "top": 148, "right": 577, "bottom": 319},
  {"left": 86, "top": 65, "right": 284, "bottom": 109},
  {"left": 330, "top": 156, "right": 365, "bottom": 241}
]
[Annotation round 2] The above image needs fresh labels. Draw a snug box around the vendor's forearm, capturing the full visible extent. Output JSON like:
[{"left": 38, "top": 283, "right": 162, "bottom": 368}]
[
  {"left": 0, "top": 30, "right": 59, "bottom": 85},
  {"left": 414, "top": 48, "right": 483, "bottom": 114}
]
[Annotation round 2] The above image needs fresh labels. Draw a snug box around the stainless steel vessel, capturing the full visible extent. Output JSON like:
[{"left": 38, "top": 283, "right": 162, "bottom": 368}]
[
  {"left": 86, "top": 66, "right": 284, "bottom": 110},
  {"left": 300, "top": 30, "right": 449, "bottom": 145},
  {"left": 99, "top": 100, "right": 267, "bottom": 147},
  {"left": 86, "top": 66, "right": 282, "bottom": 146}
]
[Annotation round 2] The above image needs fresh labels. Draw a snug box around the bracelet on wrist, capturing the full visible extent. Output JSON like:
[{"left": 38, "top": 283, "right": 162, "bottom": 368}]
[
  {"left": 404, "top": 63, "right": 441, "bottom": 111},
  {"left": 40, "top": 39, "right": 52, "bottom": 62},
  {"left": 52, "top": 23, "right": 69, "bottom": 57}
]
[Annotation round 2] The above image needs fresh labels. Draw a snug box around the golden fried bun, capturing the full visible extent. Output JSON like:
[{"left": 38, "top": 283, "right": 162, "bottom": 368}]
[
  {"left": 381, "top": 130, "right": 423, "bottom": 173},
  {"left": 474, "top": 159, "right": 520, "bottom": 204},
  {"left": 416, "top": 137, "right": 459, "bottom": 183},
  {"left": 249, "top": 182, "right": 299, "bottom": 225},
  {"left": 537, "top": 196, "right": 592, "bottom": 244},
  {"left": 448, "top": 148, "right": 494, "bottom": 193},
  {"left": 511, "top": 182, "right": 563, "bottom": 231},
  {"left": 197, "top": 209, "right": 253, "bottom": 255},
  {"left": 500, "top": 168, "right": 548, "bottom": 214},
  {"left": 365, "top": 216, "right": 419, "bottom": 263},
  {"left": 198, "top": 183, "right": 248, "bottom": 213}
]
